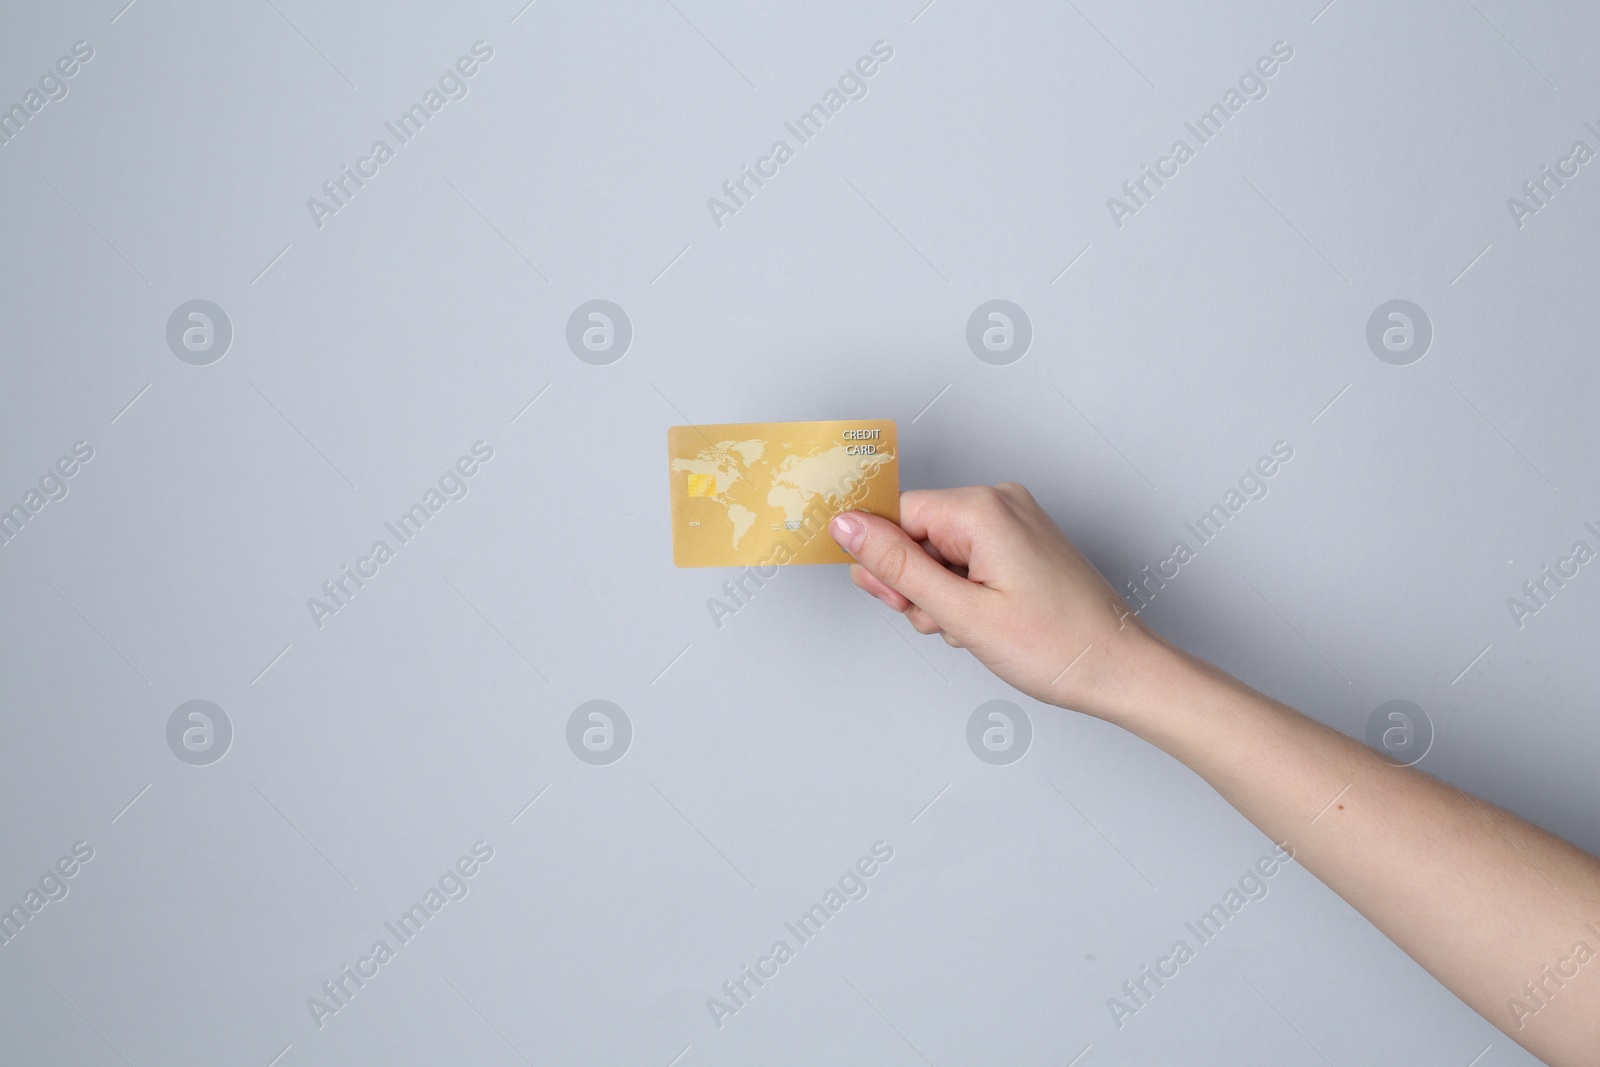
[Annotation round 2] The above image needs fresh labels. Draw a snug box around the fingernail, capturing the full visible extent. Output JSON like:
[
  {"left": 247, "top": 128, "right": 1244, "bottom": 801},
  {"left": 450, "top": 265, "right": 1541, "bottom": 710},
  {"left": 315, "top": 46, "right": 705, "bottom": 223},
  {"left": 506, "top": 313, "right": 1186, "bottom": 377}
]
[{"left": 830, "top": 512, "right": 865, "bottom": 553}]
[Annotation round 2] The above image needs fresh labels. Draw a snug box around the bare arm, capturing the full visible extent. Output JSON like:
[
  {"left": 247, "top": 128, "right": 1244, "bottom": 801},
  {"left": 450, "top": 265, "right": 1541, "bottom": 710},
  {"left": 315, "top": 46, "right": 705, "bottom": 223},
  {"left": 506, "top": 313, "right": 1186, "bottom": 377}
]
[{"left": 832, "top": 485, "right": 1600, "bottom": 1067}]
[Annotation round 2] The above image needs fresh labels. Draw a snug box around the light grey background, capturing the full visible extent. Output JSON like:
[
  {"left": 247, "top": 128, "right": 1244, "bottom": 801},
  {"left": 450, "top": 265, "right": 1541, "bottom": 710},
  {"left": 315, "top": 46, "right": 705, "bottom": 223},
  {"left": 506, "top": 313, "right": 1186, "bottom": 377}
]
[{"left": 1, "top": 1, "right": 1595, "bottom": 1064}]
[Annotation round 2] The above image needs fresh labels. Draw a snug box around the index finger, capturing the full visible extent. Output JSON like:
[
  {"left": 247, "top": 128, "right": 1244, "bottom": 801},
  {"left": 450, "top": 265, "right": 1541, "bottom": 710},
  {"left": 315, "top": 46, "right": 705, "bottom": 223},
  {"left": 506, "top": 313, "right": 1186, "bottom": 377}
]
[{"left": 896, "top": 487, "right": 985, "bottom": 565}]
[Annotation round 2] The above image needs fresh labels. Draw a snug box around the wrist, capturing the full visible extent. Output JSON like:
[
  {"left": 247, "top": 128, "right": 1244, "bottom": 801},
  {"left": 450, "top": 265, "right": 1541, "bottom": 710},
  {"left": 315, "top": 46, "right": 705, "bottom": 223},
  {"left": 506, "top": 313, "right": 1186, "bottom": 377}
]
[{"left": 1086, "top": 629, "right": 1211, "bottom": 735}]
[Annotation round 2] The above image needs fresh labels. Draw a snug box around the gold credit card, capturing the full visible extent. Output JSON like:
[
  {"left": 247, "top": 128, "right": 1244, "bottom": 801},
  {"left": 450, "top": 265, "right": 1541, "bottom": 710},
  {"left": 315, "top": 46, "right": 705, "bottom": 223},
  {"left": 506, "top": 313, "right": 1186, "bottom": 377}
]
[{"left": 668, "top": 420, "right": 899, "bottom": 568}]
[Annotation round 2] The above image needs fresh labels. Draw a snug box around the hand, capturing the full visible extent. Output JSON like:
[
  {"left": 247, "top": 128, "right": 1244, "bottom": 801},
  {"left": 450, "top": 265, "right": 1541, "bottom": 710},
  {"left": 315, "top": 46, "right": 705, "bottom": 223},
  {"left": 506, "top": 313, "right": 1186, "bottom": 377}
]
[
  {"left": 829, "top": 484, "right": 1166, "bottom": 721},
  {"left": 836, "top": 486, "right": 1600, "bottom": 1067}
]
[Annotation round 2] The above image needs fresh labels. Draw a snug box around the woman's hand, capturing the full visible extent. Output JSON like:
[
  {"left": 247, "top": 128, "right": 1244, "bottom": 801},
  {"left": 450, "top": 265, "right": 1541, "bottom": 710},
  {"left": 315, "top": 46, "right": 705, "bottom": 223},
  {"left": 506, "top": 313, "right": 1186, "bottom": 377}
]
[
  {"left": 830, "top": 483, "right": 1164, "bottom": 723},
  {"left": 833, "top": 483, "right": 1600, "bottom": 1067}
]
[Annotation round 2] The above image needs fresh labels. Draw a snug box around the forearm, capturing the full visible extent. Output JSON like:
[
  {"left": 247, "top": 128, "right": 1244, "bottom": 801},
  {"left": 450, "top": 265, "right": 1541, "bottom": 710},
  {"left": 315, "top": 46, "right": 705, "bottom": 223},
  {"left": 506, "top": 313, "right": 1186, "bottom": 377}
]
[
  {"left": 833, "top": 490, "right": 1600, "bottom": 1061},
  {"left": 1105, "top": 639, "right": 1600, "bottom": 1065}
]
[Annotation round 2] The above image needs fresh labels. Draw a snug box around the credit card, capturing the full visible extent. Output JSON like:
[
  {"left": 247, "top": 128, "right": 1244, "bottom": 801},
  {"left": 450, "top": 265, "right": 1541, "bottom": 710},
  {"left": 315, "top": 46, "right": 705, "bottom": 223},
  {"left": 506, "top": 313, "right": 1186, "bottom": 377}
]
[{"left": 668, "top": 420, "right": 899, "bottom": 568}]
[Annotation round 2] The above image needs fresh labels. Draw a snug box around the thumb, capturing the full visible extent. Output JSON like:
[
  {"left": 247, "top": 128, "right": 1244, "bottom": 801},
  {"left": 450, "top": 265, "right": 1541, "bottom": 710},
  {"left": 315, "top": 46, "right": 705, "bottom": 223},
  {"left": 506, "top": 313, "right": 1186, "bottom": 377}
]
[{"left": 830, "top": 511, "right": 972, "bottom": 618}]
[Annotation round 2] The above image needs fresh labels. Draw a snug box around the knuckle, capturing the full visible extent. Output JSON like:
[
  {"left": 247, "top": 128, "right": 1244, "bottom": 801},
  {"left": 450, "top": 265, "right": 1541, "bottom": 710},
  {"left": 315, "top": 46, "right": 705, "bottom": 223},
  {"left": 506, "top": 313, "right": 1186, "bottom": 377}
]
[
  {"left": 877, "top": 543, "right": 908, "bottom": 587},
  {"left": 995, "top": 481, "right": 1034, "bottom": 505},
  {"left": 966, "top": 484, "right": 1005, "bottom": 513},
  {"left": 968, "top": 485, "right": 1013, "bottom": 524}
]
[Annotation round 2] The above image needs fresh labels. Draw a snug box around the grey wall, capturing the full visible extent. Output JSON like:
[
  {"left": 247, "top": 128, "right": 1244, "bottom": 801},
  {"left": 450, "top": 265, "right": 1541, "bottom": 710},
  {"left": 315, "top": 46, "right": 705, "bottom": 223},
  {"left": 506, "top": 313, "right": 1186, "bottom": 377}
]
[{"left": 1, "top": 1, "right": 1595, "bottom": 1064}]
